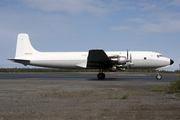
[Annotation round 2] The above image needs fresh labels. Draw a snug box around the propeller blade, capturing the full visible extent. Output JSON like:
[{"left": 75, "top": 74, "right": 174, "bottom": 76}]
[
  {"left": 126, "top": 52, "right": 133, "bottom": 71},
  {"left": 127, "top": 50, "right": 129, "bottom": 60}
]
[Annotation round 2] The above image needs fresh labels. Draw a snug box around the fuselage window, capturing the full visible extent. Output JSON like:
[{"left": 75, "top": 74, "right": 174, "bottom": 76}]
[{"left": 144, "top": 57, "right": 147, "bottom": 60}]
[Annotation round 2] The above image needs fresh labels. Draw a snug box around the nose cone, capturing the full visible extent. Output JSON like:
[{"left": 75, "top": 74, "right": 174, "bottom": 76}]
[{"left": 170, "top": 59, "right": 174, "bottom": 65}]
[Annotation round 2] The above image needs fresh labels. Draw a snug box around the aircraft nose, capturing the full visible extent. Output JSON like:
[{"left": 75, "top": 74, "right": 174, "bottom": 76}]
[{"left": 170, "top": 59, "right": 174, "bottom": 65}]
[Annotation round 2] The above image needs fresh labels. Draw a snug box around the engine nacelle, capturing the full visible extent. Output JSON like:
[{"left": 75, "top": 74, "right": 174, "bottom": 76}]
[
  {"left": 110, "top": 56, "right": 127, "bottom": 65},
  {"left": 118, "top": 56, "right": 126, "bottom": 65},
  {"left": 109, "top": 66, "right": 117, "bottom": 72}
]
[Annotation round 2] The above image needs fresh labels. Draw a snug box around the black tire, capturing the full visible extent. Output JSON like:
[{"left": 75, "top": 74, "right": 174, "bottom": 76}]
[
  {"left": 97, "top": 73, "right": 105, "bottom": 80},
  {"left": 156, "top": 74, "right": 162, "bottom": 80}
]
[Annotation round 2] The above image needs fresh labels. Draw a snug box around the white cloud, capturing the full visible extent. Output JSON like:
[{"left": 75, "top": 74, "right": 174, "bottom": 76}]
[
  {"left": 169, "top": 0, "right": 180, "bottom": 6},
  {"left": 126, "top": 18, "right": 146, "bottom": 23},
  {"left": 111, "top": 12, "right": 180, "bottom": 34},
  {"left": 138, "top": 2, "right": 157, "bottom": 11},
  {"left": 17, "top": 0, "right": 123, "bottom": 16},
  {"left": 110, "top": 26, "right": 134, "bottom": 31},
  {"left": 108, "top": 1, "right": 180, "bottom": 34}
]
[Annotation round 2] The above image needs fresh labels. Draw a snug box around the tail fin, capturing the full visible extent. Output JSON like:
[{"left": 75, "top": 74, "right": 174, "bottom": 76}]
[{"left": 15, "top": 33, "right": 39, "bottom": 58}]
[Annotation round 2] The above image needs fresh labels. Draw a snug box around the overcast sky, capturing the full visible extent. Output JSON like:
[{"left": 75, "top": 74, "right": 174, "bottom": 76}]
[{"left": 0, "top": 0, "right": 180, "bottom": 70}]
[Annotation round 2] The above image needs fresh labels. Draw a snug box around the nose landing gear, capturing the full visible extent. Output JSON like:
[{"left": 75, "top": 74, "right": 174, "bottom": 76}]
[{"left": 156, "top": 73, "right": 162, "bottom": 80}]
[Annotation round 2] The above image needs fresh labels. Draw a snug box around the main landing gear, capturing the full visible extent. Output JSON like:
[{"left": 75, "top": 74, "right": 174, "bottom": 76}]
[{"left": 97, "top": 70, "right": 105, "bottom": 80}]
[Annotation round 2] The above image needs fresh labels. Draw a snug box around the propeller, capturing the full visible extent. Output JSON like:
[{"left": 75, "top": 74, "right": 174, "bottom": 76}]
[
  {"left": 126, "top": 50, "right": 131, "bottom": 62},
  {"left": 130, "top": 53, "right": 132, "bottom": 63},
  {"left": 127, "top": 50, "right": 129, "bottom": 60},
  {"left": 126, "top": 50, "right": 133, "bottom": 71}
]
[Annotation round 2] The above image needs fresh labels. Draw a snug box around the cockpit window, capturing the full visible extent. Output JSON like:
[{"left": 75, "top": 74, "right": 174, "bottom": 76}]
[{"left": 157, "top": 55, "right": 162, "bottom": 58}]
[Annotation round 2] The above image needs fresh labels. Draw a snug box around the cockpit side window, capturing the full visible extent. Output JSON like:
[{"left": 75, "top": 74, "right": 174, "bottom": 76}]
[{"left": 157, "top": 55, "right": 162, "bottom": 58}]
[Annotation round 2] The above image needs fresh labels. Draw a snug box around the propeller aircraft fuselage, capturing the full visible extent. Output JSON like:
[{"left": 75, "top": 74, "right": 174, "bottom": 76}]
[{"left": 9, "top": 34, "right": 174, "bottom": 80}]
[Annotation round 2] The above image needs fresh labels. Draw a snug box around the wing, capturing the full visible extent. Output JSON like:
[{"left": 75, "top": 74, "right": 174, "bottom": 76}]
[{"left": 87, "top": 49, "right": 112, "bottom": 69}]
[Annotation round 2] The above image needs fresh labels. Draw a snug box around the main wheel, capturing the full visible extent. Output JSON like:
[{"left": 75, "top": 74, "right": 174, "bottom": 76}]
[
  {"left": 97, "top": 73, "right": 105, "bottom": 80},
  {"left": 156, "top": 74, "right": 162, "bottom": 80}
]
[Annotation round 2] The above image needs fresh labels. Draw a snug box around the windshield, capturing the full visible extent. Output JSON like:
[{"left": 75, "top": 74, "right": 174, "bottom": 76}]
[{"left": 157, "top": 55, "right": 163, "bottom": 58}]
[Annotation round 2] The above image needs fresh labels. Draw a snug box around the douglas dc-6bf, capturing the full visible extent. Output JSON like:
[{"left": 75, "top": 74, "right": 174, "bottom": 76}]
[{"left": 9, "top": 33, "right": 174, "bottom": 80}]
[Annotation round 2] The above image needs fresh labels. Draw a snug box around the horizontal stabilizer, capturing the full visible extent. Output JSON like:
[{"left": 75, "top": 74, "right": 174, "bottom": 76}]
[{"left": 8, "top": 59, "right": 30, "bottom": 66}]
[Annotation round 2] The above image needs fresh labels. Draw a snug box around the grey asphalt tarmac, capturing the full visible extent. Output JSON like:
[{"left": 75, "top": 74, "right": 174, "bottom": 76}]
[
  {"left": 0, "top": 73, "right": 179, "bottom": 120},
  {"left": 0, "top": 73, "right": 177, "bottom": 82}
]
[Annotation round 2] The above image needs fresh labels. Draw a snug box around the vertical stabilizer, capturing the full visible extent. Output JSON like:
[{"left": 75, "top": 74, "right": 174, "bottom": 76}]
[{"left": 15, "top": 33, "right": 38, "bottom": 58}]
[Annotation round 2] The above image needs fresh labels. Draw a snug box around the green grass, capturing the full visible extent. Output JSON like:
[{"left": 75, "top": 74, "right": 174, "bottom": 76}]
[
  {"left": 165, "top": 78, "right": 180, "bottom": 94},
  {"left": 121, "top": 94, "right": 129, "bottom": 99},
  {"left": 149, "top": 88, "right": 164, "bottom": 92},
  {"left": 150, "top": 76, "right": 180, "bottom": 97}
]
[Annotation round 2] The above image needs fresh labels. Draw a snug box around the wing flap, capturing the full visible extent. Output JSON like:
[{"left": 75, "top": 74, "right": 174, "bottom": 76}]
[{"left": 76, "top": 62, "right": 87, "bottom": 68}]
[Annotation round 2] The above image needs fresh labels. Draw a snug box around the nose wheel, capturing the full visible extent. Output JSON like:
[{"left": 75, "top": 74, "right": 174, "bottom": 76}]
[{"left": 156, "top": 73, "right": 162, "bottom": 80}]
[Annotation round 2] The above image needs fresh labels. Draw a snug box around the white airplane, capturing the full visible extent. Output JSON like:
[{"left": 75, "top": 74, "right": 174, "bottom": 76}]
[{"left": 9, "top": 33, "right": 174, "bottom": 80}]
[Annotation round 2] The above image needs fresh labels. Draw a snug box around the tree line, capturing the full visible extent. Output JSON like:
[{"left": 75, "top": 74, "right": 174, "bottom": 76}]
[{"left": 0, "top": 68, "right": 179, "bottom": 73}]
